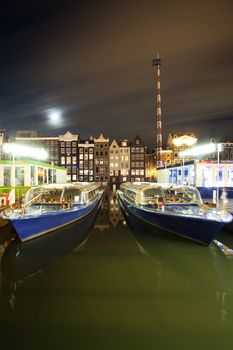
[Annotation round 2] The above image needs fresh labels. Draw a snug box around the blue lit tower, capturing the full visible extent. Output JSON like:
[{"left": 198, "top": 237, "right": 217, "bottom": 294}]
[{"left": 152, "top": 53, "right": 162, "bottom": 166}]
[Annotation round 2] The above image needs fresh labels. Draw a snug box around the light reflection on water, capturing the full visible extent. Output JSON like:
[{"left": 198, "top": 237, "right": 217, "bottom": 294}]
[{"left": 0, "top": 192, "right": 233, "bottom": 349}]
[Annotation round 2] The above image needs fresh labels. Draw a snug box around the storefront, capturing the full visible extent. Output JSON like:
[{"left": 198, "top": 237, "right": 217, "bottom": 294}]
[
  {"left": 157, "top": 160, "right": 233, "bottom": 198},
  {"left": 0, "top": 160, "right": 67, "bottom": 187}
]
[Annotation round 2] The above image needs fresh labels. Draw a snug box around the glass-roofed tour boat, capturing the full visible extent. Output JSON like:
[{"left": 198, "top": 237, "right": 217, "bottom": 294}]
[
  {"left": 1, "top": 182, "right": 104, "bottom": 242},
  {"left": 117, "top": 182, "right": 232, "bottom": 245}
]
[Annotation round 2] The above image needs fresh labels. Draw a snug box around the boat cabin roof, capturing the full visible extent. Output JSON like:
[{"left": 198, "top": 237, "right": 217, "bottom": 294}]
[
  {"left": 119, "top": 182, "right": 202, "bottom": 204},
  {"left": 25, "top": 182, "right": 101, "bottom": 205},
  {"left": 29, "top": 182, "right": 101, "bottom": 193}
]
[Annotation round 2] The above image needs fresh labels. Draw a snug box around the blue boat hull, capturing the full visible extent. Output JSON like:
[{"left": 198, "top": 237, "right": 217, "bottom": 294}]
[
  {"left": 9, "top": 194, "right": 103, "bottom": 242},
  {"left": 1, "top": 201, "right": 101, "bottom": 290},
  {"left": 118, "top": 193, "right": 225, "bottom": 245}
]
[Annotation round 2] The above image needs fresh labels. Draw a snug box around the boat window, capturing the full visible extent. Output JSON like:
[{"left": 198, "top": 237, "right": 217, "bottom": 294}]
[
  {"left": 26, "top": 187, "right": 43, "bottom": 202},
  {"left": 86, "top": 189, "right": 97, "bottom": 200},
  {"left": 165, "top": 187, "right": 202, "bottom": 203},
  {"left": 26, "top": 188, "right": 63, "bottom": 204},
  {"left": 143, "top": 188, "right": 164, "bottom": 203},
  {"left": 63, "top": 188, "right": 82, "bottom": 203},
  {"left": 183, "top": 187, "right": 202, "bottom": 202},
  {"left": 42, "top": 189, "right": 63, "bottom": 203},
  {"left": 125, "top": 189, "right": 136, "bottom": 200}
]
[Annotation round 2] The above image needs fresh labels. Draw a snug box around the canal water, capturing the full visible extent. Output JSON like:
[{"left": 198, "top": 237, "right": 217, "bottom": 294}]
[{"left": 1, "top": 192, "right": 233, "bottom": 350}]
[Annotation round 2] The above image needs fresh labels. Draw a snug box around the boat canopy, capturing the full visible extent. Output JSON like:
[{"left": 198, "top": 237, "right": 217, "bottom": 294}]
[
  {"left": 119, "top": 182, "right": 202, "bottom": 205},
  {"left": 25, "top": 182, "right": 102, "bottom": 206}
]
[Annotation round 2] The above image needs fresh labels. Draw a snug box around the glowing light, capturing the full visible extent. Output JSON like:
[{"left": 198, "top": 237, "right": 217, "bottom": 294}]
[
  {"left": 3, "top": 143, "right": 48, "bottom": 160},
  {"left": 179, "top": 143, "right": 216, "bottom": 157},
  {"left": 173, "top": 135, "right": 197, "bottom": 147}
]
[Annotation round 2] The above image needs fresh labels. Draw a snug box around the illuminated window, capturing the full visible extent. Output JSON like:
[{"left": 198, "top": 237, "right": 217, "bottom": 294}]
[
  {"left": 3, "top": 167, "right": 11, "bottom": 186},
  {"left": 202, "top": 167, "right": 212, "bottom": 187},
  {"left": 217, "top": 167, "right": 224, "bottom": 186},
  {"left": 228, "top": 168, "right": 233, "bottom": 186}
]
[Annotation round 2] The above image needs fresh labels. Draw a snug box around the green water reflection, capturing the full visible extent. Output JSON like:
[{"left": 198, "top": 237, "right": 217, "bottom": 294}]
[{"left": 1, "top": 192, "right": 233, "bottom": 350}]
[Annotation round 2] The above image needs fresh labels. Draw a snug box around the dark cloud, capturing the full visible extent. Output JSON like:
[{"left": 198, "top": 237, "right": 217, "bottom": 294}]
[{"left": 0, "top": 0, "right": 233, "bottom": 146}]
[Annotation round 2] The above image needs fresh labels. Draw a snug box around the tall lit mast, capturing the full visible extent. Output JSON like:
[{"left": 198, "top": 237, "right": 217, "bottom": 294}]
[{"left": 152, "top": 53, "right": 162, "bottom": 166}]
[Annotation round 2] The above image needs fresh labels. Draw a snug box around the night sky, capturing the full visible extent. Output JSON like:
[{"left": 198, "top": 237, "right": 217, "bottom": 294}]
[{"left": 0, "top": 0, "right": 233, "bottom": 147}]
